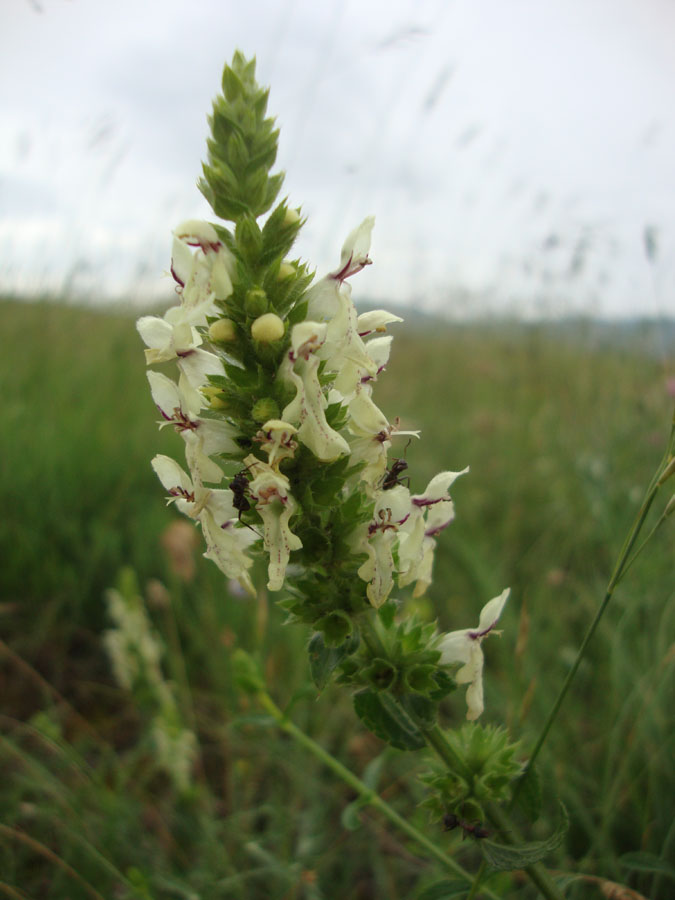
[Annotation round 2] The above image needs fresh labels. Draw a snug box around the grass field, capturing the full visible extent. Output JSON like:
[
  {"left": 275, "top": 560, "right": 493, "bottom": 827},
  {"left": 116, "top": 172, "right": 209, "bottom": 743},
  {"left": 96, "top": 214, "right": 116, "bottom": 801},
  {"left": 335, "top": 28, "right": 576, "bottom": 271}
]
[{"left": 1, "top": 298, "right": 673, "bottom": 899}]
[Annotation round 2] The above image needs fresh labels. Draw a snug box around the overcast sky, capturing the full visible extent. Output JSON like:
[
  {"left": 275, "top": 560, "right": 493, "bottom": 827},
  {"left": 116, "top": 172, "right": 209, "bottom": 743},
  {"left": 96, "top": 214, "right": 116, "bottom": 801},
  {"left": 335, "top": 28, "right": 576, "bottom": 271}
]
[{"left": 2, "top": 0, "right": 675, "bottom": 318}]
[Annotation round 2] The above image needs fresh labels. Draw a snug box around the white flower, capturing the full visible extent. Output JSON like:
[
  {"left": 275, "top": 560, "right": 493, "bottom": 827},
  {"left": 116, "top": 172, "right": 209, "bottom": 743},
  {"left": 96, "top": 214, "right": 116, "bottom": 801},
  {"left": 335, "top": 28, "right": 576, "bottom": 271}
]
[
  {"left": 354, "top": 486, "right": 411, "bottom": 608},
  {"left": 397, "top": 469, "right": 468, "bottom": 596},
  {"left": 244, "top": 454, "right": 302, "bottom": 591},
  {"left": 151, "top": 455, "right": 254, "bottom": 594},
  {"left": 137, "top": 220, "right": 234, "bottom": 365},
  {"left": 302, "top": 218, "right": 386, "bottom": 401},
  {"left": 147, "top": 371, "right": 240, "bottom": 483},
  {"left": 346, "top": 387, "right": 394, "bottom": 488},
  {"left": 255, "top": 419, "right": 298, "bottom": 468},
  {"left": 170, "top": 219, "right": 234, "bottom": 309},
  {"left": 320, "top": 281, "right": 380, "bottom": 399},
  {"left": 356, "top": 309, "right": 403, "bottom": 337},
  {"left": 281, "top": 321, "right": 351, "bottom": 461},
  {"left": 437, "top": 589, "right": 510, "bottom": 720},
  {"left": 157, "top": 345, "right": 225, "bottom": 425},
  {"left": 137, "top": 315, "right": 202, "bottom": 365},
  {"left": 354, "top": 468, "right": 466, "bottom": 605},
  {"left": 358, "top": 335, "right": 393, "bottom": 384},
  {"left": 335, "top": 216, "right": 375, "bottom": 282}
]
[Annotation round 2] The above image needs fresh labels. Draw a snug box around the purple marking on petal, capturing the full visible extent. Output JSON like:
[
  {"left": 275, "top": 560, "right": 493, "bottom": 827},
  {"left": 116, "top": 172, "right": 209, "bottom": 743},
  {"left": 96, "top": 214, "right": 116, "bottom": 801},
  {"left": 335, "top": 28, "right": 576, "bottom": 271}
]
[
  {"left": 468, "top": 619, "right": 498, "bottom": 641},
  {"left": 155, "top": 403, "right": 172, "bottom": 422},
  {"left": 176, "top": 349, "right": 195, "bottom": 358},
  {"left": 184, "top": 238, "right": 222, "bottom": 253},
  {"left": 331, "top": 254, "right": 353, "bottom": 283},
  {"left": 425, "top": 523, "right": 448, "bottom": 537},
  {"left": 170, "top": 264, "right": 185, "bottom": 288},
  {"left": 331, "top": 252, "right": 372, "bottom": 284},
  {"left": 174, "top": 409, "right": 198, "bottom": 432},
  {"left": 412, "top": 496, "right": 445, "bottom": 508}
]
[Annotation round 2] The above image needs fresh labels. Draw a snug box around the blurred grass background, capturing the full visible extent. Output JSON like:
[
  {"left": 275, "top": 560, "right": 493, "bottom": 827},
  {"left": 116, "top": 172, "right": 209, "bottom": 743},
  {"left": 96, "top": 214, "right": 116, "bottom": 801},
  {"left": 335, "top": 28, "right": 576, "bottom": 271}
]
[{"left": 0, "top": 298, "right": 673, "bottom": 899}]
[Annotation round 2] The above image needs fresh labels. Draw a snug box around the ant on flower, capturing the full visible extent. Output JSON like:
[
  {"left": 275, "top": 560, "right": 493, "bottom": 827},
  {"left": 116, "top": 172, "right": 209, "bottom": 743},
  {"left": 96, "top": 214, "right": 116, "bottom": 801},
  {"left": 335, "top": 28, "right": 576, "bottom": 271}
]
[
  {"left": 229, "top": 464, "right": 261, "bottom": 537},
  {"left": 381, "top": 437, "right": 412, "bottom": 490}
]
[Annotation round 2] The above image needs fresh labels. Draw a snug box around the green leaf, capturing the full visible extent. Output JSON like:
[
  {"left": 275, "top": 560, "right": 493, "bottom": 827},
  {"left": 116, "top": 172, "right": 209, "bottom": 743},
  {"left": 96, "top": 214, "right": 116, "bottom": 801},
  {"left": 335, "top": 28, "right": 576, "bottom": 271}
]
[
  {"left": 362, "top": 750, "right": 389, "bottom": 789},
  {"left": 428, "top": 669, "right": 456, "bottom": 702},
  {"left": 341, "top": 798, "right": 364, "bottom": 831},
  {"left": 416, "top": 880, "right": 469, "bottom": 900},
  {"left": 400, "top": 692, "right": 438, "bottom": 728},
  {"left": 481, "top": 802, "right": 568, "bottom": 872},
  {"left": 619, "top": 852, "right": 675, "bottom": 881},
  {"left": 315, "top": 610, "right": 354, "bottom": 648},
  {"left": 340, "top": 750, "right": 389, "bottom": 832},
  {"left": 353, "top": 690, "right": 426, "bottom": 750},
  {"left": 404, "top": 664, "right": 439, "bottom": 695},
  {"left": 308, "top": 630, "right": 359, "bottom": 690},
  {"left": 378, "top": 600, "right": 397, "bottom": 630},
  {"left": 513, "top": 764, "right": 542, "bottom": 822}
]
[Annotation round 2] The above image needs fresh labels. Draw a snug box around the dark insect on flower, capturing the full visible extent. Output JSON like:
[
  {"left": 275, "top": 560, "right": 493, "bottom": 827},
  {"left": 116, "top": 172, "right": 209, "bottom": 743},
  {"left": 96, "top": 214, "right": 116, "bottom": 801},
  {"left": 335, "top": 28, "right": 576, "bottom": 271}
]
[
  {"left": 381, "top": 456, "right": 409, "bottom": 490},
  {"left": 381, "top": 437, "right": 413, "bottom": 491},
  {"left": 229, "top": 465, "right": 263, "bottom": 537},
  {"left": 230, "top": 469, "right": 252, "bottom": 520},
  {"left": 443, "top": 813, "right": 490, "bottom": 840}
]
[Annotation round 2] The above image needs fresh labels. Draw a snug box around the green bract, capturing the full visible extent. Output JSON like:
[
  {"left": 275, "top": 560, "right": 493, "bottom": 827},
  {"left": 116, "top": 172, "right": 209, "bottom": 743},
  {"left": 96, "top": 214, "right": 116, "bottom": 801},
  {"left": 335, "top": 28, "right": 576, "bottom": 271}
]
[{"left": 420, "top": 724, "right": 523, "bottom": 821}]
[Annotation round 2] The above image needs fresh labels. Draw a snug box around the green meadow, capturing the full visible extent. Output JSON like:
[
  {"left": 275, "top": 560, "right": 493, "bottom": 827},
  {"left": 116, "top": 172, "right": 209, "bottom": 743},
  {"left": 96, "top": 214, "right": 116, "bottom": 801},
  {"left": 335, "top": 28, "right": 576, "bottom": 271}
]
[{"left": 1, "top": 298, "right": 673, "bottom": 899}]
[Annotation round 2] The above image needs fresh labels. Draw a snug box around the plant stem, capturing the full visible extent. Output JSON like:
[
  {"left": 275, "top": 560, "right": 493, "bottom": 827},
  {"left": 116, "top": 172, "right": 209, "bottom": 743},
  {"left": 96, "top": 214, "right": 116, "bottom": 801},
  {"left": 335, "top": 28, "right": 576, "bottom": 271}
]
[
  {"left": 466, "top": 861, "right": 488, "bottom": 900},
  {"left": 358, "top": 612, "right": 386, "bottom": 658},
  {"left": 418, "top": 723, "right": 473, "bottom": 783},
  {"left": 257, "top": 690, "right": 501, "bottom": 898}
]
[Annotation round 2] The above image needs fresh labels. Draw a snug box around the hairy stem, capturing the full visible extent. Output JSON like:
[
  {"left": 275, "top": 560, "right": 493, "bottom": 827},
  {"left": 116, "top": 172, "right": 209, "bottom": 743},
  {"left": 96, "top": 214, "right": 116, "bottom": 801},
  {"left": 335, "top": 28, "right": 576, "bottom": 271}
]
[{"left": 257, "top": 690, "right": 501, "bottom": 897}]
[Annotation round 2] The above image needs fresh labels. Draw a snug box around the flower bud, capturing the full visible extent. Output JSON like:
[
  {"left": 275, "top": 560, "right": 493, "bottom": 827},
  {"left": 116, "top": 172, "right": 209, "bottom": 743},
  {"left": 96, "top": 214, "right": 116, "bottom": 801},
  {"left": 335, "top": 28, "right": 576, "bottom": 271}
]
[
  {"left": 208, "top": 318, "right": 237, "bottom": 342},
  {"left": 245, "top": 288, "right": 269, "bottom": 317},
  {"left": 251, "top": 397, "right": 280, "bottom": 423},
  {"left": 283, "top": 207, "right": 301, "bottom": 226},
  {"left": 201, "top": 385, "right": 228, "bottom": 409},
  {"left": 251, "top": 313, "right": 284, "bottom": 343},
  {"left": 277, "top": 261, "right": 295, "bottom": 281}
]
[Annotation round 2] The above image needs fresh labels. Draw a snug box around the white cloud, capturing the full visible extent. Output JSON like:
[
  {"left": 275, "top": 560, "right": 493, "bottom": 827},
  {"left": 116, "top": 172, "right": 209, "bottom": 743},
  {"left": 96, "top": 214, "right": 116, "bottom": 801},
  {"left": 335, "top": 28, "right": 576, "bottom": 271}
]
[{"left": 1, "top": 0, "right": 674, "bottom": 317}]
